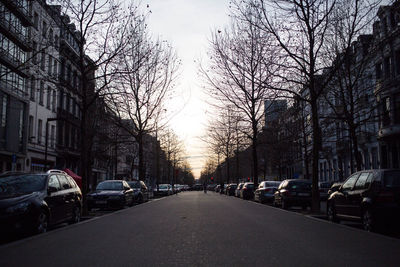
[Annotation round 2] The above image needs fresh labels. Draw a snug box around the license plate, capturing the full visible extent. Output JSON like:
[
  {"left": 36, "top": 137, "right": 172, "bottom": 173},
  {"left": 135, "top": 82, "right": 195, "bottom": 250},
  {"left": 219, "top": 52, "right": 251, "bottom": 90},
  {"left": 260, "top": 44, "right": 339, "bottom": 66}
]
[
  {"left": 96, "top": 200, "right": 107, "bottom": 204},
  {"left": 298, "top": 193, "right": 310, "bottom": 197}
]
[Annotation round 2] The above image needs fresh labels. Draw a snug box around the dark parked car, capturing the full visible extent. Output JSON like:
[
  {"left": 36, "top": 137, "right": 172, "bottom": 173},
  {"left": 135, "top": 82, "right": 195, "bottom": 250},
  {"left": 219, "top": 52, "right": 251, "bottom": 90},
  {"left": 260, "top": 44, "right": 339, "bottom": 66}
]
[
  {"left": 327, "top": 169, "right": 400, "bottom": 231},
  {"left": 154, "top": 184, "right": 173, "bottom": 196},
  {"left": 0, "top": 170, "right": 82, "bottom": 234},
  {"left": 87, "top": 180, "right": 134, "bottom": 210},
  {"left": 215, "top": 185, "right": 221, "bottom": 193},
  {"left": 274, "top": 179, "right": 312, "bottom": 209},
  {"left": 240, "top": 182, "right": 255, "bottom": 200},
  {"left": 235, "top": 183, "right": 244, "bottom": 197},
  {"left": 225, "top": 184, "right": 237, "bottom": 196},
  {"left": 254, "top": 181, "right": 280, "bottom": 203},
  {"left": 127, "top": 180, "right": 149, "bottom": 204}
]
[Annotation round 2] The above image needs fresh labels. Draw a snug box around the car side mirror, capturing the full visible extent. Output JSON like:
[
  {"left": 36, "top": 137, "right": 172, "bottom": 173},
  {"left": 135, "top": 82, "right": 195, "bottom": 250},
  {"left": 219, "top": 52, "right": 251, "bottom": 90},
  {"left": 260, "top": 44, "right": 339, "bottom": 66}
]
[{"left": 48, "top": 186, "right": 57, "bottom": 194}]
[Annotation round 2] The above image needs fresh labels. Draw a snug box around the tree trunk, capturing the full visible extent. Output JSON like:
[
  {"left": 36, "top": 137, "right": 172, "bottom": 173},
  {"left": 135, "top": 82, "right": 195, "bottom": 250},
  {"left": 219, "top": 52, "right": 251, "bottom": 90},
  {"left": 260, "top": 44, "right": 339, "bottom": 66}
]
[
  {"left": 310, "top": 99, "right": 321, "bottom": 213},
  {"left": 252, "top": 126, "right": 259, "bottom": 187},
  {"left": 138, "top": 132, "right": 144, "bottom": 181}
]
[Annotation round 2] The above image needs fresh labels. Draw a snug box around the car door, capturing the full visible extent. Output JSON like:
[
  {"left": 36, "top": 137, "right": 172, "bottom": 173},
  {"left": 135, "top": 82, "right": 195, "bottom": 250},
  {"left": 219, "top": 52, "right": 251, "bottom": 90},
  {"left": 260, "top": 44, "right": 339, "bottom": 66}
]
[
  {"left": 123, "top": 181, "right": 133, "bottom": 204},
  {"left": 349, "top": 172, "right": 372, "bottom": 218},
  {"left": 45, "top": 175, "right": 64, "bottom": 224},
  {"left": 57, "top": 174, "right": 74, "bottom": 220},
  {"left": 335, "top": 173, "right": 360, "bottom": 217}
]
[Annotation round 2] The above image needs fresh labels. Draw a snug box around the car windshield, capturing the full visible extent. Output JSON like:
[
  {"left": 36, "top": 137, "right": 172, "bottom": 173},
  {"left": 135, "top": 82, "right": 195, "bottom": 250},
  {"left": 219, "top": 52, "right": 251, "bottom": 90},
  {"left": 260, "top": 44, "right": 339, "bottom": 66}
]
[
  {"left": 245, "top": 183, "right": 254, "bottom": 189},
  {"left": 96, "top": 181, "right": 123, "bottom": 190},
  {"left": 265, "top": 181, "right": 280, "bottom": 187},
  {"left": 384, "top": 171, "right": 400, "bottom": 188},
  {"left": 159, "top": 184, "right": 168, "bottom": 189},
  {"left": 127, "top": 181, "right": 140, "bottom": 189},
  {"left": 0, "top": 174, "right": 47, "bottom": 195},
  {"left": 290, "top": 181, "right": 311, "bottom": 190}
]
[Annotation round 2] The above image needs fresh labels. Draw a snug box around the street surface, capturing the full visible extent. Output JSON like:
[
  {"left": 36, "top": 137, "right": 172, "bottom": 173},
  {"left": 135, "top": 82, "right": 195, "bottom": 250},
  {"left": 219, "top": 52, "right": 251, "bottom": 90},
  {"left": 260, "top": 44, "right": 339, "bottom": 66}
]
[{"left": 1, "top": 191, "right": 400, "bottom": 267}]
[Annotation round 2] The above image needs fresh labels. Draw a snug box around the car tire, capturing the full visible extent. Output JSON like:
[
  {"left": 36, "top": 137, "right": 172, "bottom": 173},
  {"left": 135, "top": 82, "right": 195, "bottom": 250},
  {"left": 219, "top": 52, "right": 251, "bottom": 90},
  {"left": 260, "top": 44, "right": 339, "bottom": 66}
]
[
  {"left": 69, "top": 206, "right": 81, "bottom": 224},
  {"left": 35, "top": 211, "right": 48, "bottom": 234},
  {"left": 138, "top": 194, "right": 144, "bottom": 204},
  {"left": 327, "top": 203, "right": 339, "bottom": 223},
  {"left": 362, "top": 208, "right": 374, "bottom": 232},
  {"left": 281, "top": 199, "right": 288, "bottom": 209}
]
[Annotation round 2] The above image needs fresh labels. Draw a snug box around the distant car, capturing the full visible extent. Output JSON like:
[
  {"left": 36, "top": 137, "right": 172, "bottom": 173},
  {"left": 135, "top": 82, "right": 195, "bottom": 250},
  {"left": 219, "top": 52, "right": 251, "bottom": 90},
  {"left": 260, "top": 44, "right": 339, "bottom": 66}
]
[
  {"left": 327, "top": 169, "right": 400, "bottom": 231},
  {"left": 273, "top": 179, "right": 312, "bottom": 209},
  {"left": 240, "top": 182, "right": 255, "bottom": 200},
  {"left": 254, "top": 181, "right": 280, "bottom": 203},
  {"left": 226, "top": 184, "right": 237, "bottom": 196},
  {"left": 0, "top": 171, "right": 82, "bottom": 235},
  {"left": 192, "top": 184, "right": 203, "bottom": 191},
  {"left": 127, "top": 180, "right": 149, "bottom": 204},
  {"left": 235, "top": 183, "right": 244, "bottom": 197},
  {"left": 154, "top": 184, "right": 173, "bottom": 196},
  {"left": 221, "top": 184, "right": 228, "bottom": 194},
  {"left": 87, "top": 180, "right": 134, "bottom": 210},
  {"left": 319, "top": 181, "right": 333, "bottom": 201}
]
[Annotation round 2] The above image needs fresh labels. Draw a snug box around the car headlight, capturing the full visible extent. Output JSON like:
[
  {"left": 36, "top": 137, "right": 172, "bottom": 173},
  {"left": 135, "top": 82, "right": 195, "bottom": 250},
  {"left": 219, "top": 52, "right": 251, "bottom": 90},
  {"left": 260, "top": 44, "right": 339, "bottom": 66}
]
[{"left": 6, "top": 201, "right": 30, "bottom": 213}]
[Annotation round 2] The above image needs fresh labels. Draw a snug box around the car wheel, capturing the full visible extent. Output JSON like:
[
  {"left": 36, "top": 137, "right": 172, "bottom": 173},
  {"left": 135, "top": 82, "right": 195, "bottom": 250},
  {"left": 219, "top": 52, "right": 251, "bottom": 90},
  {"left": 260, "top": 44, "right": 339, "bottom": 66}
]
[
  {"left": 138, "top": 194, "right": 144, "bottom": 204},
  {"left": 327, "top": 203, "right": 339, "bottom": 223},
  {"left": 281, "top": 199, "right": 288, "bottom": 209},
  {"left": 36, "top": 211, "right": 48, "bottom": 234},
  {"left": 362, "top": 208, "right": 374, "bottom": 232},
  {"left": 70, "top": 206, "right": 81, "bottom": 224}
]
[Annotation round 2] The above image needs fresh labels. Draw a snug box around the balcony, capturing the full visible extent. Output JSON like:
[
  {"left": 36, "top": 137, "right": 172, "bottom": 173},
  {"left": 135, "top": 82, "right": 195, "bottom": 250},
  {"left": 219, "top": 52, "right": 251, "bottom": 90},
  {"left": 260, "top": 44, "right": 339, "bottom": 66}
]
[{"left": 2, "top": 0, "right": 33, "bottom": 27}]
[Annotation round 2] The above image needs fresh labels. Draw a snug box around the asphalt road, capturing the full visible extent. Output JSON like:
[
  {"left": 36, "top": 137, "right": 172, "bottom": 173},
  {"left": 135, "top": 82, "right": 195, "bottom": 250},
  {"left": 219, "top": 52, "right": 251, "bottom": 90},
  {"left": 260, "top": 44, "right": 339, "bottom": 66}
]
[{"left": 1, "top": 191, "right": 399, "bottom": 267}]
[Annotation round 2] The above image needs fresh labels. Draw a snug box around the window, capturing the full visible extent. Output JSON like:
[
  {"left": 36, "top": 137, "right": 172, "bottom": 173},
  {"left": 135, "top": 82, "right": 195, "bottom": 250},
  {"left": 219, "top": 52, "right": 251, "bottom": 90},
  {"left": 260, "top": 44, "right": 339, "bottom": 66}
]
[
  {"left": 48, "top": 175, "right": 61, "bottom": 191},
  {"left": 46, "top": 86, "right": 51, "bottom": 109},
  {"left": 50, "top": 125, "right": 55, "bottom": 148},
  {"left": 39, "top": 81, "right": 44, "bottom": 105},
  {"left": 396, "top": 50, "right": 400, "bottom": 76},
  {"left": 33, "top": 12, "right": 38, "bottom": 29},
  {"left": 342, "top": 173, "right": 360, "bottom": 191},
  {"left": 52, "top": 90, "right": 56, "bottom": 112},
  {"left": 37, "top": 119, "right": 42, "bottom": 145},
  {"left": 40, "top": 51, "right": 45, "bottom": 70},
  {"left": 58, "top": 91, "right": 63, "bottom": 109},
  {"left": 57, "top": 175, "right": 71, "bottom": 190},
  {"left": 376, "top": 62, "right": 383, "bottom": 79},
  {"left": 54, "top": 35, "right": 59, "bottom": 49},
  {"left": 48, "top": 55, "right": 52, "bottom": 75},
  {"left": 42, "top": 21, "right": 47, "bottom": 38},
  {"left": 384, "top": 56, "right": 392, "bottom": 78},
  {"left": 48, "top": 28, "right": 53, "bottom": 44},
  {"left": 32, "top": 41, "right": 37, "bottom": 64},
  {"left": 30, "top": 76, "right": 35, "bottom": 101},
  {"left": 354, "top": 172, "right": 371, "bottom": 190},
  {"left": 53, "top": 58, "right": 57, "bottom": 76},
  {"left": 28, "top": 115, "right": 33, "bottom": 142}
]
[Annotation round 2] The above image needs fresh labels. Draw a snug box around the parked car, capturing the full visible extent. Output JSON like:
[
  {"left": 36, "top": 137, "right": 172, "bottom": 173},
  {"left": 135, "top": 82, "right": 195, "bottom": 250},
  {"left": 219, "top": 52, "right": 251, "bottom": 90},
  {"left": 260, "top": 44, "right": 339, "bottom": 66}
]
[
  {"left": 127, "top": 180, "right": 149, "bottom": 204},
  {"left": 235, "top": 183, "right": 244, "bottom": 197},
  {"left": 226, "top": 184, "right": 237, "bottom": 196},
  {"left": 215, "top": 185, "right": 221, "bottom": 193},
  {"left": 254, "top": 181, "right": 280, "bottom": 203},
  {"left": 240, "top": 182, "right": 255, "bottom": 200},
  {"left": 87, "top": 180, "right": 134, "bottom": 210},
  {"left": 327, "top": 169, "right": 400, "bottom": 231},
  {"left": 221, "top": 184, "right": 228, "bottom": 194},
  {"left": 154, "top": 184, "right": 173, "bottom": 196},
  {"left": 0, "top": 170, "right": 82, "bottom": 234},
  {"left": 273, "top": 179, "right": 312, "bottom": 209},
  {"left": 327, "top": 182, "right": 343, "bottom": 196},
  {"left": 319, "top": 181, "right": 333, "bottom": 201}
]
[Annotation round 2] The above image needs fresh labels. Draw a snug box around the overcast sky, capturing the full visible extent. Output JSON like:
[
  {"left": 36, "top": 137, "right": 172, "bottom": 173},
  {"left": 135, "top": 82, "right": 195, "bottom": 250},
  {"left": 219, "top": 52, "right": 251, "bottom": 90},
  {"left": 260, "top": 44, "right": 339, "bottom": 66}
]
[{"left": 146, "top": 0, "right": 231, "bottom": 178}]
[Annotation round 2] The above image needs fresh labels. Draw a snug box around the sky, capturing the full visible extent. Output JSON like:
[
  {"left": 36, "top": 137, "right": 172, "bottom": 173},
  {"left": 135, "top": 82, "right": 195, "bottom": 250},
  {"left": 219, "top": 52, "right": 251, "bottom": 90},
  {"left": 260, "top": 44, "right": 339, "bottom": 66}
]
[{"left": 145, "top": 0, "right": 231, "bottom": 178}]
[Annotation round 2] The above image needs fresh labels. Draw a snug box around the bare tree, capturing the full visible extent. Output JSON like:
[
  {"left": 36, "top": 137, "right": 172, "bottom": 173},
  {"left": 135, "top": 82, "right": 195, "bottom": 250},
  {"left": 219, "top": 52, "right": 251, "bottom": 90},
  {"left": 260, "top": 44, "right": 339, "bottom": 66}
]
[
  {"left": 201, "top": 8, "right": 279, "bottom": 187},
  {"left": 235, "top": 0, "right": 381, "bottom": 211},
  {"left": 106, "top": 17, "right": 179, "bottom": 181},
  {"left": 51, "top": 0, "right": 144, "bottom": 213}
]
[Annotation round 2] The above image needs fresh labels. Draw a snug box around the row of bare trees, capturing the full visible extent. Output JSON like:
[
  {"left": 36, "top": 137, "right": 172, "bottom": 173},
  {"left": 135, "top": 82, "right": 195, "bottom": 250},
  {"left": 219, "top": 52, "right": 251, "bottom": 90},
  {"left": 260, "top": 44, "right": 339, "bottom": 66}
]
[
  {"left": 23, "top": 0, "right": 187, "bottom": 213},
  {"left": 201, "top": 0, "right": 385, "bottom": 212}
]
